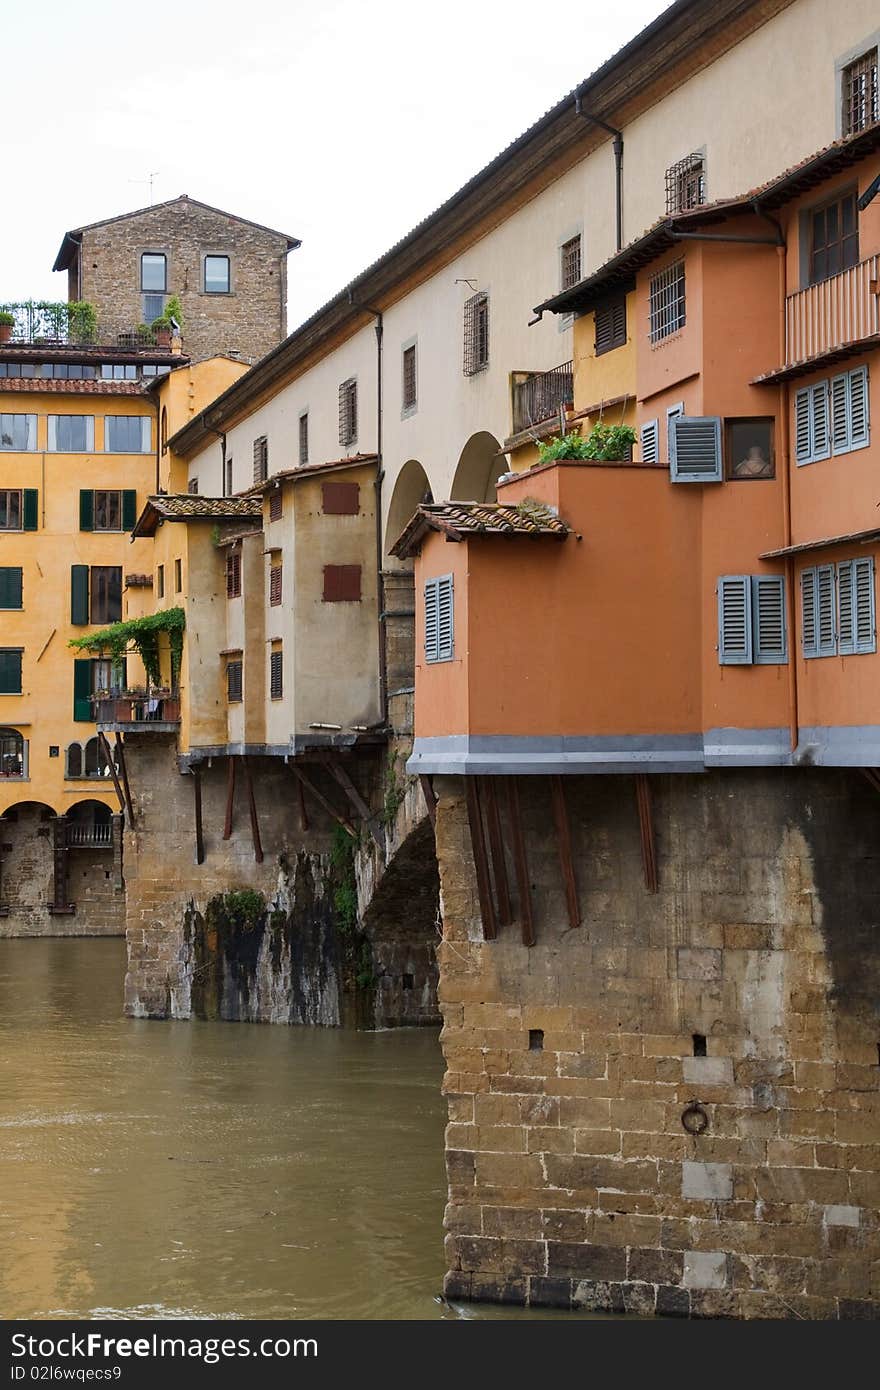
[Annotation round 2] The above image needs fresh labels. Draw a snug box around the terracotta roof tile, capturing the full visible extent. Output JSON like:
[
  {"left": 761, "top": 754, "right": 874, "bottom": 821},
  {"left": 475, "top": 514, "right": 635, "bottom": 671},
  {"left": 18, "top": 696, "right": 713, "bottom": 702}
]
[
  {"left": 0, "top": 378, "right": 150, "bottom": 395},
  {"left": 246, "top": 454, "right": 379, "bottom": 493},
  {"left": 132, "top": 493, "right": 263, "bottom": 537},
  {"left": 390, "top": 500, "right": 569, "bottom": 558}
]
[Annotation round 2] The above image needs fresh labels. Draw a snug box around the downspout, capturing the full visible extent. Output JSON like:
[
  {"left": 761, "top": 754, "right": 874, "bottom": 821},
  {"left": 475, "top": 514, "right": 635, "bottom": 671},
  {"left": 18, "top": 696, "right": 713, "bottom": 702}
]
[
  {"left": 575, "top": 96, "right": 623, "bottom": 252},
  {"left": 348, "top": 294, "right": 387, "bottom": 726}
]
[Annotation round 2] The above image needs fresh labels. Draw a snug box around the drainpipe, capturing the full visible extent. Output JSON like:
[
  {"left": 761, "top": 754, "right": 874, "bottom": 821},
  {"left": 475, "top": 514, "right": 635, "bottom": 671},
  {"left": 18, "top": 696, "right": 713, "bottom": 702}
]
[
  {"left": 347, "top": 294, "right": 387, "bottom": 726},
  {"left": 575, "top": 96, "right": 623, "bottom": 253}
]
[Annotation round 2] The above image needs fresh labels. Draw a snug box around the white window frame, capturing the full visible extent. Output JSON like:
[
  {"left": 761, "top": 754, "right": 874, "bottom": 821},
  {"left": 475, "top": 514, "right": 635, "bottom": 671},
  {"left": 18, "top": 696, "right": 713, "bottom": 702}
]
[
  {"left": 103, "top": 416, "right": 151, "bottom": 454},
  {"left": 47, "top": 415, "right": 94, "bottom": 452}
]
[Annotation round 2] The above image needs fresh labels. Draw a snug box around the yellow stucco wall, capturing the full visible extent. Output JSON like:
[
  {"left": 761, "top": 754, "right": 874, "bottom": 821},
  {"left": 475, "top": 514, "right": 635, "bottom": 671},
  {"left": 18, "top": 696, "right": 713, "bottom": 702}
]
[{"left": 157, "top": 357, "right": 249, "bottom": 494}]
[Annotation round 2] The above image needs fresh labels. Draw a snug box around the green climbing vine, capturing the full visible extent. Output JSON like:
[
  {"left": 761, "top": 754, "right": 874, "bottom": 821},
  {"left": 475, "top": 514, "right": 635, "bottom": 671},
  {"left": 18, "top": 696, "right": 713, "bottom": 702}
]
[
  {"left": 330, "top": 824, "right": 358, "bottom": 936},
  {"left": 68, "top": 608, "right": 185, "bottom": 686}
]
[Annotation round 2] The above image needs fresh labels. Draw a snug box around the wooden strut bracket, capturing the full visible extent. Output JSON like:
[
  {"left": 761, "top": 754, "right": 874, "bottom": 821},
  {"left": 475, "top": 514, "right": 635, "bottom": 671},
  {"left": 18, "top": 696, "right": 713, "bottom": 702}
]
[
  {"left": 551, "top": 775, "right": 581, "bottom": 929},
  {"left": 506, "top": 777, "right": 535, "bottom": 947},
  {"left": 192, "top": 765, "right": 205, "bottom": 866},
  {"left": 419, "top": 774, "right": 437, "bottom": 828},
  {"left": 114, "top": 733, "right": 135, "bottom": 827},
  {"left": 484, "top": 777, "right": 512, "bottom": 926},
  {"left": 223, "top": 755, "right": 236, "bottom": 840},
  {"left": 242, "top": 755, "right": 264, "bottom": 863},
  {"left": 860, "top": 767, "right": 880, "bottom": 796},
  {"left": 323, "top": 757, "right": 384, "bottom": 848},
  {"left": 465, "top": 777, "right": 497, "bottom": 941},
  {"left": 635, "top": 773, "right": 658, "bottom": 894},
  {"left": 98, "top": 731, "right": 127, "bottom": 817},
  {"left": 290, "top": 764, "right": 355, "bottom": 837}
]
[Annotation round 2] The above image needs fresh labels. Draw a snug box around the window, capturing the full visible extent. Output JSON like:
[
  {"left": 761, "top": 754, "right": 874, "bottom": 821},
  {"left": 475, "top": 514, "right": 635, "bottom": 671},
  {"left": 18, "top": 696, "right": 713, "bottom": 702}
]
[
  {"left": 665, "top": 153, "right": 706, "bottom": 214},
  {"left": 188, "top": 478, "right": 199, "bottom": 495},
  {"left": 253, "top": 435, "right": 268, "bottom": 484},
  {"left": 402, "top": 344, "right": 417, "bottom": 412},
  {"left": 101, "top": 364, "right": 137, "bottom": 380},
  {"left": 0, "top": 727, "right": 25, "bottom": 776},
  {"left": 157, "top": 564, "right": 165, "bottom": 600},
  {"left": 270, "top": 649, "right": 283, "bottom": 700},
  {"left": 174, "top": 558, "right": 182, "bottom": 594},
  {"left": 795, "top": 367, "right": 869, "bottom": 463},
  {"left": 595, "top": 298, "right": 626, "bottom": 356},
  {"left": 0, "top": 491, "right": 22, "bottom": 531},
  {"left": 143, "top": 294, "right": 165, "bottom": 322},
  {"left": 226, "top": 659, "right": 243, "bottom": 703},
  {"left": 269, "top": 560, "right": 282, "bottom": 606},
  {"left": 425, "top": 575, "right": 454, "bottom": 663},
  {"left": 204, "top": 255, "right": 230, "bottom": 294},
  {"left": 322, "top": 564, "right": 361, "bottom": 601},
  {"left": 808, "top": 190, "right": 858, "bottom": 285},
  {"left": 801, "top": 558, "right": 875, "bottom": 657},
  {"left": 48, "top": 415, "right": 94, "bottom": 452},
  {"left": 669, "top": 416, "right": 723, "bottom": 482},
  {"left": 269, "top": 489, "right": 282, "bottom": 521},
  {"left": 298, "top": 411, "right": 309, "bottom": 465},
  {"left": 560, "top": 235, "right": 582, "bottom": 291},
  {"left": 105, "top": 416, "right": 151, "bottom": 453},
  {"left": 717, "top": 575, "right": 787, "bottom": 665},
  {"left": 649, "top": 261, "right": 686, "bottom": 343},
  {"left": 640, "top": 420, "right": 659, "bottom": 464},
  {"left": 225, "top": 454, "right": 233, "bottom": 497},
  {"left": 726, "top": 418, "right": 775, "bottom": 479},
  {"left": 0, "top": 567, "right": 22, "bottom": 609},
  {"left": 338, "top": 379, "right": 358, "bottom": 447},
  {"left": 463, "top": 292, "right": 489, "bottom": 375},
  {"left": 226, "top": 550, "right": 242, "bottom": 599},
  {"left": 0, "top": 650, "right": 23, "bottom": 695},
  {"left": 322, "top": 481, "right": 359, "bottom": 515},
  {"left": 0, "top": 413, "right": 36, "bottom": 451},
  {"left": 161, "top": 407, "right": 168, "bottom": 454},
  {"left": 141, "top": 253, "right": 167, "bottom": 292},
  {"left": 90, "top": 490, "right": 122, "bottom": 531},
  {"left": 90, "top": 567, "right": 122, "bottom": 624},
  {"left": 842, "top": 48, "right": 878, "bottom": 135}
]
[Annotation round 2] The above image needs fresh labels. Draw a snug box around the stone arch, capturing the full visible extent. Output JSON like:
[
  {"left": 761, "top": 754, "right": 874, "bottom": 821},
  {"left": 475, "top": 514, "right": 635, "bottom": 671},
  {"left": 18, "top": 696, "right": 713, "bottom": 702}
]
[
  {"left": 450, "top": 431, "right": 505, "bottom": 503},
  {"left": 67, "top": 798, "right": 113, "bottom": 825},
  {"left": 385, "top": 458, "right": 432, "bottom": 570},
  {"left": 360, "top": 816, "right": 440, "bottom": 1027},
  {"left": 0, "top": 800, "right": 57, "bottom": 932}
]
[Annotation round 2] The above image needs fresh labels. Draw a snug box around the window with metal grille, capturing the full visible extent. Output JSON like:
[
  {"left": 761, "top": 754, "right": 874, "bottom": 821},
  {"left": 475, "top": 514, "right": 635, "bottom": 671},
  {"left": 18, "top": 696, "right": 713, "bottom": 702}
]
[
  {"left": 795, "top": 366, "right": 869, "bottom": 463},
  {"left": 648, "top": 261, "right": 685, "bottom": 343},
  {"left": 463, "top": 292, "right": 489, "bottom": 375},
  {"left": 802, "top": 558, "right": 875, "bottom": 657},
  {"left": 560, "top": 235, "right": 582, "bottom": 291},
  {"left": 842, "top": 48, "right": 878, "bottom": 135},
  {"left": 269, "top": 489, "right": 282, "bottom": 521},
  {"left": 665, "top": 154, "right": 706, "bottom": 214},
  {"left": 90, "top": 567, "right": 122, "bottom": 624},
  {"left": 594, "top": 297, "right": 626, "bottom": 355},
  {"left": 269, "top": 561, "right": 282, "bottom": 606},
  {"left": 669, "top": 416, "right": 722, "bottom": 482},
  {"left": 338, "top": 378, "right": 358, "bottom": 447},
  {"left": 424, "top": 574, "right": 454, "bottom": 663},
  {"left": 717, "top": 574, "right": 787, "bottom": 665},
  {"left": 298, "top": 411, "right": 309, "bottom": 465},
  {"left": 226, "top": 659, "right": 243, "bottom": 702},
  {"left": 270, "top": 650, "right": 283, "bottom": 700},
  {"left": 402, "top": 344, "right": 417, "bottom": 412},
  {"left": 809, "top": 190, "right": 858, "bottom": 285},
  {"left": 188, "top": 477, "right": 199, "bottom": 495},
  {"left": 226, "top": 550, "right": 242, "bottom": 599},
  {"left": 253, "top": 435, "right": 268, "bottom": 484},
  {"left": 323, "top": 564, "right": 361, "bottom": 602}
]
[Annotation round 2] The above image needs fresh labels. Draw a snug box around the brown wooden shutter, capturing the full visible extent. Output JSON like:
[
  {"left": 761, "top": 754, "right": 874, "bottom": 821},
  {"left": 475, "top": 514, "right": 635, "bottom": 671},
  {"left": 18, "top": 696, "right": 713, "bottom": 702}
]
[
  {"left": 323, "top": 564, "right": 362, "bottom": 602},
  {"left": 322, "top": 481, "right": 359, "bottom": 515}
]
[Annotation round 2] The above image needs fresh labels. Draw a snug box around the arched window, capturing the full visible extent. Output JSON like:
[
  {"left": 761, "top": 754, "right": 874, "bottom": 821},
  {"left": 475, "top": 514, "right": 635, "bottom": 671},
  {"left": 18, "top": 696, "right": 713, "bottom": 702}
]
[
  {"left": 84, "top": 737, "right": 100, "bottom": 776},
  {"left": 0, "top": 728, "right": 24, "bottom": 778},
  {"left": 66, "top": 742, "right": 83, "bottom": 777},
  {"left": 161, "top": 406, "right": 168, "bottom": 455}
]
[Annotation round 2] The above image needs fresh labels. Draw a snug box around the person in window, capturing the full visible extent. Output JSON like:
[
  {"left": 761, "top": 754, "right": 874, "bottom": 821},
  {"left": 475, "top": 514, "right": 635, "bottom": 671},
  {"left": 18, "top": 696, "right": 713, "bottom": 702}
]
[{"left": 732, "top": 443, "right": 772, "bottom": 478}]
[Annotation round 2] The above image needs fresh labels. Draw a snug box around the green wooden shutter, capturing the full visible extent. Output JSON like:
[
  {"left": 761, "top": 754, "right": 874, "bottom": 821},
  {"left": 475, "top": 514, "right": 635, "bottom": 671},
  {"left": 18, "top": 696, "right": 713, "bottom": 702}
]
[
  {"left": 79, "top": 490, "right": 94, "bottom": 531},
  {"left": 22, "top": 489, "right": 38, "bottom": 530},
  {"left": 122, "top": 490, "right": 138, "bottom": 530},
  {"left": 71, "top": 565, "right": 90, "bottom": 625},
  {"left": 717, "top": 575, "right": 752, "bottom": 664},
  {"left": 73, "top": 659, "right": 93, "bottom": 722},
  {"left": 0, "top": 567, "right": 23, "bottom": 609},
  {"left": 0, "top": 650, "right": 22, "bottom": 694},
  {"left": 752, "top": 575, "right": 787, "bottom": 664}
]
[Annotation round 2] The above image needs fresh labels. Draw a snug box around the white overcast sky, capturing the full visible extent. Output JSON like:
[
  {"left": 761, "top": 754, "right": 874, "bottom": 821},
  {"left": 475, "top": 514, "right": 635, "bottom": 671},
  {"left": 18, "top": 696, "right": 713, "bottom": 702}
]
[{"left": 2, "top": 0, "right": 667, "bottom": 328}]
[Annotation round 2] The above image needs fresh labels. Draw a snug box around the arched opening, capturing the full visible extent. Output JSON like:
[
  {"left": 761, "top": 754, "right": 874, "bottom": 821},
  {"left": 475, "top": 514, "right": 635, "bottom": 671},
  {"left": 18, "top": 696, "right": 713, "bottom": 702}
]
[
  {"left": 0, "top": 728, "right": 26, "bottom": 779},
  {"left": 385, "top": 458, "right": 432, "bottom": 570},
  {"left": 0, "top": 801, "right": 57, "bottom": 926},
  {"left": 67, "top": 799, "right": 114, "bottom": 847},
  {"left": 450, "top": 431, "right": 505, "bottom": 503}
]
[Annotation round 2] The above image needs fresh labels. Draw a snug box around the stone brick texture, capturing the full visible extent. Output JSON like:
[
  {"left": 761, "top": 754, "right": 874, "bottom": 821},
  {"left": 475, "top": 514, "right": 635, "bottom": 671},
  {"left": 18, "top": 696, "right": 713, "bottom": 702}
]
[
  {"left": 0, "top": 803, "right": 123, "bottom": 937},
  {"left": 435, "top": 768, "right": 880, "bottom": 1319},
  {"left": 78, "top": 200, "right": 290, "bottom": 363}
]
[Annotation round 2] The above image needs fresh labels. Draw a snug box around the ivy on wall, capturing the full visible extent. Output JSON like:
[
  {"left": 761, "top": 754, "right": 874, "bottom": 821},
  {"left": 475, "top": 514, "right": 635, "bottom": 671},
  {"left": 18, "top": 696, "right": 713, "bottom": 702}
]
[{"left": 68, "top": 608, "right": 185, "bottom": 687}]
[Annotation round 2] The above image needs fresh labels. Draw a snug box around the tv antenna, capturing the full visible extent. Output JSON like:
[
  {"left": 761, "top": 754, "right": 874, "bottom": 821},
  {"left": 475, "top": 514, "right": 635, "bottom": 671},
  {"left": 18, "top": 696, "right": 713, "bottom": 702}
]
[{"left": 130, "top": 172, "right": 160, "bottom": 205}]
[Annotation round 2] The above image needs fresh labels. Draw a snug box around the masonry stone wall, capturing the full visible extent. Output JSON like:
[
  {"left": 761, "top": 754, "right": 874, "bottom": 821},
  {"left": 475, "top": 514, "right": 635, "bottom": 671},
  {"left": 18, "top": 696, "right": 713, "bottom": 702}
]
[
  {"left": 436, "top": 769, "right": 880, "bottom": 1319},
  {"left": 79, "top": 200, "right": 290, "bottom": 363},
  {"left": 0, "top": 804, "right": 124, "bottom": 937}
]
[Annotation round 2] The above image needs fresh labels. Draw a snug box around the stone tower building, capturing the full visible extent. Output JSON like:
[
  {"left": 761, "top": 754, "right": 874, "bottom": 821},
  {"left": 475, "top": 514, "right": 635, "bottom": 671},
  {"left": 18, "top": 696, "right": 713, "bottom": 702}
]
[{"left": 52, "top": 195, "right": 300, "bottom": 363}]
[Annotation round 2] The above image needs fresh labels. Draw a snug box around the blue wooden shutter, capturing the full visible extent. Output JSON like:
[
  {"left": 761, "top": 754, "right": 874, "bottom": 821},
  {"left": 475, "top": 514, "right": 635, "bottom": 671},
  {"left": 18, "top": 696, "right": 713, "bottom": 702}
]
[
  {"left": 71, "top": 564, "right": 90, "bottom": 625},
  {"left": 830, "top": 373, "right": 849, "bottom": 455},
  {"left": 810, "top": 381, "right": 830, "bottom": 461},
  {"left": 848, "top": 366, "right": 869, "bottom": 450},
  {"left": 669, "top": 416, "right": 722, "bottom": 482},
  {"left": 23, "top": 489, "right": 38, "bottom": 530},
  {"left": 73, "top": 659, "right": 93, "bottom": 721},
  {"left": 801, "top": 568, "right": 818, "bottom": 657},
  {"left": 717, "top": 575, "right": 752, "bottom": 664},
  {"left": 842, "top": 556, "right": 876, "bottom": 654},
  {"left": 122, "top": 490, "right": 138, "bottom": 530},
  {"left": 424, "top": 578, "right": 439, "bottom": 663},
  {"left": 816, "top": 564, "right": 836, "bottom": 655},
  {"left": 837, "top": 560, "right": 855, "bottom": 654},
  {"left": 79, "top": 489, "right": 94, "bottom": 531},
  {"left": 752, "top": 575, "right": 787, "bottom": 664},
  {"left": 794, "top": 388, "right": 811, "bottom": 464},
  {"left": 437, "top": 575, "right": 454, "bottom": 661},
  {"left": 0, "top": 567, "right": 22, "bottom": 609},
  {"left": 640, "top": 419, "right": 659, "bottom": 464}
]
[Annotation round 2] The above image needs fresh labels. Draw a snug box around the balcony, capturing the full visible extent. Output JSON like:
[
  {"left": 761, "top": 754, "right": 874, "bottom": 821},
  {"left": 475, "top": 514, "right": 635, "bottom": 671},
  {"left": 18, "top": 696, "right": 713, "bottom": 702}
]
[
  {"left": 0, "top": 300, "right": 97, "bottom": 347},
  {"left": 94, "top": 691, "right": 181, "bottom": 731},
  {"left": 67, "top": 821, "right": 113, "bottom": 849},
  {"left": 511, "top": 361, "right": 574, "bottom": 435},
  {"left": 784, "top": 255, "right": 880, "bottom": 369}
]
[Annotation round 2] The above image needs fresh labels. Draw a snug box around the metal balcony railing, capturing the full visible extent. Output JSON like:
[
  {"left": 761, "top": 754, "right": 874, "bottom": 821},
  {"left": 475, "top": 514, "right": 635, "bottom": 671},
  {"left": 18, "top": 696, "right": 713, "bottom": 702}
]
[
  {"left": 785, "top": 255, "right": 880, "bottom": 365},
  {"left": 0, "top": 301, "right": 97, "bottom": 346},
  {"left": 67, "top": 822, "right": 113, "bottom": 848},
  {"left": 93, "top": 692, "right": 181, "bottom": 726},
  {"left": 511, "top": 362, "right": 574, "bottom": 434}
]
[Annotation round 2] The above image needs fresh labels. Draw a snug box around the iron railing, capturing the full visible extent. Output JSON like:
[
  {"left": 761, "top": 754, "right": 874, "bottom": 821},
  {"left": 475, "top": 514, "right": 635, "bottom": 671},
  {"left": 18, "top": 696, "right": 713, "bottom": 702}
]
[
  {"left": 0, "top": 301, "right": 97, "bottom": 346},
  {"left": 93, "top": 692, "right": 181, "bottom": 725},
  {"left": 67, "top": 822, "right": 113, "bottom": 848},
  {"left": 785, "top": 255, "right": 880, "bottom": 365},
  {"left": 511, "top": 361, "right": 574, "bottom": 433}
]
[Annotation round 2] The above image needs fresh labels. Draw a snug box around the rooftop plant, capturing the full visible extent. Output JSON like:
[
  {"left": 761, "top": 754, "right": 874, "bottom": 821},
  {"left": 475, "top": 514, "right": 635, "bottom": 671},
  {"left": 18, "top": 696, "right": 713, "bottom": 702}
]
[
  {"left": 152, "top": 293, "right": 184, "bottom": 334},
  {"left": 537, "top": 422, "right": 636, "bottom": 464},
  {"left": 68, "top": 608, "right": 185, "bottom": 688}
]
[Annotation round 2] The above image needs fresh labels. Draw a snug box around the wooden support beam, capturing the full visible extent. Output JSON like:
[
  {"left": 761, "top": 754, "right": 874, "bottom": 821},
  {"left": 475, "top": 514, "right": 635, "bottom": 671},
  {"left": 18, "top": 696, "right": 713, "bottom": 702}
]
[
  {"left": 323, "top": 758, "right": 384, "bottom": 847},
  {"left": 114, "top": 733, "right": 135, "bottom": 826},
  {"left": 192, "top": 767, "right": 205, "bottom": 865},
  {"left": 291, "top": 765, "right": 355, "bottom": 837},
  {"left": 419, "top": 774, "right": 437, "bottom": 828},
  {"left": 297, "top": 775, "right": 309, "bottom": 832},
  {"left": 98, "top": 731, "right": 126, "bottom": 815},
  {"left": 223, "top": 755, "right": 236, "bottom": 840},
  {"left": 860, "top": 767, "right": 880, "bottom": 795},
  {"left": 242, "top": 756, "right": 264, "bottom": 863},
  {"left": 507, "top": 778, "right": 535, "bottom": 947},
  {"left": 635, "top": 773, "right": 658, "bottom": 894},
  {"left": 465, "top": 777, "right": 497, "bottom": 941},
  {"left": 551, "top": 775, "right": 580, "bottom": 929},
  {"left": 49, "top": 816, "right": 74, "bottom": 914},
  {"left": 484, "top": 776, "right": 512, "bottom": 926}
]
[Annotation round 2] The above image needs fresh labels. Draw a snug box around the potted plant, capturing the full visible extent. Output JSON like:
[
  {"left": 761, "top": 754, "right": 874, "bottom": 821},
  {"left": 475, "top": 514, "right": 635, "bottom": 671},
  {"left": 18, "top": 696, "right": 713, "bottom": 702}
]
[
  {"left": 0, "top": 311, "right": 16, "bottom": 344},
  {"left": 152, "top": 294, "right": 184, "bottom": 349},
  {"left": 537, "top": 422, "right": 637, "bottom": 464}
]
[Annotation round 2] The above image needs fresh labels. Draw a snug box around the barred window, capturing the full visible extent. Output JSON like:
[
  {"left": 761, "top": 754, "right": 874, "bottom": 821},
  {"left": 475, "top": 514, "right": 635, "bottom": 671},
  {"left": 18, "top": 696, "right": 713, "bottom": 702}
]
[
  {"left": 665, "top": 154, "right": 706, "bottom": 214},
  {"left": 226, "top": 659, "right": 243, "bottom": 703},
  {"left": 298, "top": 411, "right": 309, "bottom": 465},
  {"left": 560, "top": 235, "right": 582, "bottom": 291},
  {"left": 269, "top": 561, "right": 282, "bottom": 606},
  {"left": 226, "top": 550, "right": 241, "bottom": 599},
  {"left": 253, "top": 435, "right": 268, "bottom": 485},
  {"left": 402, "top": 344, "right": 417, "bottom": 411},
  {"left": 269, "top": 489, "right": 282, "bottom": 522},
  {"left": 338, "top": 378, "right": 357, "bottom": 447},
  {"left": 649, "top": 260, "right": 686, "bottom": 343},
  {"left": 270, "top": 649, "right": 283, "bottom": 700},
  {"left": 842, "top": 48, "right": 878, "bottom": 136},
  {"left": 463, "top": 291, "right": 489, "bottom": 376},
  {"left": 187, "top": 477, "right": 199, "bottom": 495}
]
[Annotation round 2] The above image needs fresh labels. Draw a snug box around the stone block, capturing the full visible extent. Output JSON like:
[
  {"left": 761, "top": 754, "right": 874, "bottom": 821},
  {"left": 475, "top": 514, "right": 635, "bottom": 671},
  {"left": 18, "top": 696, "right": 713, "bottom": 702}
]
[
  {"left": 547, "top": 1242, "right": 627, "bottom": 1280},
  {"left": 824, "top": 1205, "right": 861, "bottom": 1228},
  {"left": 681, "top": 1161, "right": 733, "bottom": 1200},
  {"left": 683, "top": 1250, "right": 728, "bottom": 1289},
  {"left": 627, "top": 1247, "right": 683, "bottom": 1284},
  {"left": 683, "top": 1056, "right": 734, "bottom": 1086}
]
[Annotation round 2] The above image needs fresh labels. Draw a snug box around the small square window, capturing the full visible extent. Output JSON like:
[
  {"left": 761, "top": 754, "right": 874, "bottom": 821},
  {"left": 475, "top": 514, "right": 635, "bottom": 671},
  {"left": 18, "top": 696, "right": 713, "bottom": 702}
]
[
  {"left": 726, "top": 418, "right": 775, "bottom": 480},
  {"left": 665, "top": 154, "right": 706, "bottom": 214},
  {"left": 205, "top": 255, "right": 230, "bottom": 294}
]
